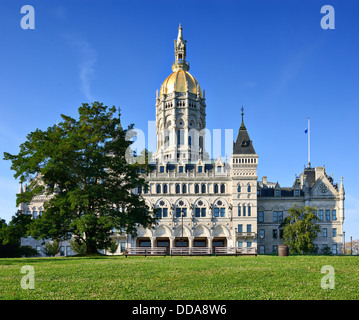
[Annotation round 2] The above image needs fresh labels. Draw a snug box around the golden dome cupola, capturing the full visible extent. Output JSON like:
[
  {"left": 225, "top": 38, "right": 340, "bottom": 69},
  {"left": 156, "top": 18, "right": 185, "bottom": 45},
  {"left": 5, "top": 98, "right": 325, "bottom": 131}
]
[
  {"left": 155, "top": 24, "right": 206, "bottom": 163},
  {"left": 159, "top": 24, "right": 202, "bottom": 98}
]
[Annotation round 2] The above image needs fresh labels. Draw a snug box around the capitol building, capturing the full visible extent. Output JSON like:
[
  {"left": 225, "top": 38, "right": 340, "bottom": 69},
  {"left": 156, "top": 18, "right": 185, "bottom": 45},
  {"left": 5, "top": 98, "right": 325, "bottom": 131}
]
[{"left": 21, "top": 25, "right": 345, "bottom": 256}]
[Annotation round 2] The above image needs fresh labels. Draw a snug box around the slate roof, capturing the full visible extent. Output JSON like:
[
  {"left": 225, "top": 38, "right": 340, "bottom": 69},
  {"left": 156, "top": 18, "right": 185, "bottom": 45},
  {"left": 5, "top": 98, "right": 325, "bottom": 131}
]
[{"left": 233, "top": 117, "right": 256, "bottom": 155}]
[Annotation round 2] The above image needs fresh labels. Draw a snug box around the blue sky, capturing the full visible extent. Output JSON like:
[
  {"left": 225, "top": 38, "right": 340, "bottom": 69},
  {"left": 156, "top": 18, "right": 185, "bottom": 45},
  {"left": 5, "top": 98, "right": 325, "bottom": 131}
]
[{"left": 0, "top": 0, "right": 358, "bottom": 240}]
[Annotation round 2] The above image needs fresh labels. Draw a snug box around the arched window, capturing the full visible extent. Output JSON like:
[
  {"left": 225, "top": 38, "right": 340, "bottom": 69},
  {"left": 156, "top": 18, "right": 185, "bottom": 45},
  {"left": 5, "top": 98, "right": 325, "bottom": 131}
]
[
  {"left": 220, "top": 184, "right": 225, "bottom": 193},
  {"left": 156, "top": 184, "right": 161, "bottom": 194},
  {"left": 237, "top": 185, "right": 241, "bottom": 193},
  {"left": 188, "top": 136, "right": 192, "bottom": 147},
  {"left": 175, "top": 184, "right": 180, "bottom": 194},
  {"left": 163, "top": 184, "right": 168, "bottom": 194},
  {"left": 214, "top": 184, "right": 219, "bottom": 194},
  {"left": 248, "top": 205, "right": 251, "bottom": 217},
  {"left": 247, "top": 185, "right": 251, "bottom": 193},
  {"left": 201, "top": 184, "right": 206, "bottom": 194},
  {"left": 195, "top": 184, "right": 199, "bottom": 194},
  {"left": 137, "top": 186, "right": 142, "bottom": 194},
  {"left": 214, "top": 200, "right": 225, "bottom": 218},
  {"left": 238, "top": 204, "right": 241, "bottom": 217},
  {"left": 182, "top": 184, "right": 187, "bottom": 194}
]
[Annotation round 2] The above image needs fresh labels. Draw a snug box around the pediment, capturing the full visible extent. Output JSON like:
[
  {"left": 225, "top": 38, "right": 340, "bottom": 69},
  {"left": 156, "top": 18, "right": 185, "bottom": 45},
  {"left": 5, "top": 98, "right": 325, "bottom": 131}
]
[{"left": 310, "top": 176, "right": 337, "bottom": 197}]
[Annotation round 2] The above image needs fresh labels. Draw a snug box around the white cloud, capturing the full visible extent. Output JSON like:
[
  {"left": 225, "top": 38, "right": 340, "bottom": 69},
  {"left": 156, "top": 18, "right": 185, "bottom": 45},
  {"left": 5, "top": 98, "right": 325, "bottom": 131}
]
[{"left": 65, "top": 34, "right": 97, "bottom": 102}]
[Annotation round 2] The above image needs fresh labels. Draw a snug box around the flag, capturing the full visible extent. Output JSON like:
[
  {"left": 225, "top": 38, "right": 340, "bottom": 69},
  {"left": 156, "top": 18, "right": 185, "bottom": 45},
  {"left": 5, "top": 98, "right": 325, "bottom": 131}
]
[{"left": 304, "top": 128, "right": 308, "bottom": 134}]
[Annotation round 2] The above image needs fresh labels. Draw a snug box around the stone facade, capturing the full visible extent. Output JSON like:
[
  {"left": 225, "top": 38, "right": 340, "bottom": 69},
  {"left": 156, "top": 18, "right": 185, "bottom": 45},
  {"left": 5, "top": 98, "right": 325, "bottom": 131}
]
[{"left": 20, "top": 25, "right": 344, "bottom": 256}]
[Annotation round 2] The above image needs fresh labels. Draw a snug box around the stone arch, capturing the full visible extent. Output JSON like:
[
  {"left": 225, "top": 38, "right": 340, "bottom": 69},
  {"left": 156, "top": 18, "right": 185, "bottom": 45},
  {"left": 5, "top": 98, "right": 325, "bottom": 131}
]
[
  {"left": 137, "top": 227, "right": 153, "bottom": 238},
  {"left": 154, "top": 225, "right": 172, "bottom": 237},
  {"left": 193, "top": 224, "right": 211, "bottom": 237},
  {"left": 174, "top": 225, "right": 192, "bottom": 237},
  {"left": 213, "top": 225, "right": 231, "bottom": 238}
]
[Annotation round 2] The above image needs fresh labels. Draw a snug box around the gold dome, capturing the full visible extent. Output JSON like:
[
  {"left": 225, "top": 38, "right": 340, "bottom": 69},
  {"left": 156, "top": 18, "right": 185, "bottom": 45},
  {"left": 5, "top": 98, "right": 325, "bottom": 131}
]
[{"left": 160, "top": 69, "right": 202, "bottom": 98}]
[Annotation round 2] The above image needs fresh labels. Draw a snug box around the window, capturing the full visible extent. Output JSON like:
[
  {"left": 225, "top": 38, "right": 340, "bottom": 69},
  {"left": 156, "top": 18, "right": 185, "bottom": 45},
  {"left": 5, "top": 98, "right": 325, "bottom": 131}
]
[
  {"left": 217, "top": 166, "right": 222, "bottom": 173},
  {"left": 177, "top": 130, "right": 181, "bottom": 145},
  {"left": 201, "top": 184, "right": 206, "bottom": 194},
  {"left": 120, "top": 242, "right": 126, "bottom": 252},
  {"left": 137, "top": 186, "right": 142, "bottom": 194},
  {"left": 323, "top": 228, "right": 327, "bottom": 237},
  {"left": 36, "top": 246, "right": 42, "bottom": 254},
  {"left": 275, "top": 190, "right": 280, "bottom": 197},
  {"left": 246, "top": 242, "right": 252, "bottom": 248},
  {"left": 248, "top": 206, "right": 251, "bottom": 217},
  {"left": 33, "top": 211, "right": 38, "bottom": 219},
  {"left": 182, "top": 184, "right": 187, "bottom": 194},
  {"left": 247, "top": 186, "right": 251, "bottom": 193},
  {"left": 220, "top": 184, "right": 225, "bottom": 193},
  {"left": 238, "top": 241, "right": 243, "bottom": 248},
  {"left": 195, "top": 208, "right": 206, "bottom": 218},
  {"left": 175, "top": 184, "right": 180, "bottom": 194},
  {"left": 246, "top": 224, "right": 252, "bottom": 233},
  {"left": 214, "top": 208, "right": 219, "bottom": 217},
  {"left": 332, "top": 210, "right": 337, "bottom": 221},
  {"left": 258, "top": 211, "right": 264, "bottom": 223},
  {"left": 162, "top": 208, "right": 168, "bottom": 218},
  {"left": 220, "top": 208, "right": 225, "bottom": 217},
  {"left": 195, "top": 184, "right": 199, "bottom": 194},
  {"left": 160, "top": 166, "right": 165, "bottom": 173},
  {"left": 238, "top": 205, "right": 241, "bottom": 217},
  {"left": 318, "top": 210, "right": 323, "bottom": 221},
  {"left": 66, "top": 246, "right": 72, "bottom": 256},
  {"left": 272, "top": 245, "right": 278, "bottom": 254},
  {"left": 294, "top": 189, "right": 300, "bottom": 196},
  {"left": 237, "top": 224, "right": 243, "bottom": 233},
  {"left": 273, "top": 211, "right": 278, "bottom": 222},
  {"left": 60, "top": 246, "right": 65, "bottom": 256},
  {"left": 278, "top": 211, "right": 283, "bottom": 223},
  {"left": 259, "top": 245, "right": 265, "bottom": 254},
  {"left": 214, "top": 184, "right": 219, "bottom": 194},
  {"left": 237, "top": 185, "right": 241, "bottom": 193},
  {"left": 179, "top": 166, "right": 184, "bottom": 173},
  {"left": 259, "top": 229, "right": 265, "bottom": 239},
  {"left": 332, "top": 228, "right": 337, "bottom": 237},
  {"left": 198, "top": 166, "right": 202, "bottom": 173},
  {"left": 163, "top": 184, "right": 168, "bottom": 194},
  {"left": 273, "top": 229, "right": 278, "bottom": 239},
  {"left": 156, "top": 184, "right": 161, "bottom": 193},
  {"left": 176, "top": 207, "right": 187, "bottom": 218},
  {"left": 243, "top": 206, "right": 246, "bottom": 217},
  {"left": 332, "top": 244, "right": 337, "bottom": 255},
  {"left": 325, "top": 210, "right": 330, "bottom": 221}
]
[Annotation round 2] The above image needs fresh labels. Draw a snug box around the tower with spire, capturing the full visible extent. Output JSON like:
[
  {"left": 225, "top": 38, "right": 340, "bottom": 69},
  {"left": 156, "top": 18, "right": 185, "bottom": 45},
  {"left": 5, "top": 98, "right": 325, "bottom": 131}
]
[{"left": 154, "top": 24, "right": 207, "bottom": 163}]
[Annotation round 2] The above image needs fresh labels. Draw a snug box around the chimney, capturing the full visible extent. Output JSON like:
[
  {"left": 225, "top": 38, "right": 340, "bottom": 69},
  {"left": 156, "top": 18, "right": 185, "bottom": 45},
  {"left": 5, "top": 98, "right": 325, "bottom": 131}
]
[{"left": 263, "top": 176, "right": 267, "bottom": 185}]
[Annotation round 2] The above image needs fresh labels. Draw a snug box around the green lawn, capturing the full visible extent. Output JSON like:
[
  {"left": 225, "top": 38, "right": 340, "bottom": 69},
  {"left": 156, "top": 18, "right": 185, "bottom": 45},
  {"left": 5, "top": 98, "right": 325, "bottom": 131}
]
[{"left": 0, "top": 255, "right": 358, "bottom": 300}]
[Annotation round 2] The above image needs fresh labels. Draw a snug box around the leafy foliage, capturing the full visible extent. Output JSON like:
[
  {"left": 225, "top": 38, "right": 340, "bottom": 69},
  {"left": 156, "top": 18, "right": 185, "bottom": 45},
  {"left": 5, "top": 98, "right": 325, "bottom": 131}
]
[
  {"left": 42, "top": 240, "right": 60, "bottom": 256},
  {"left": 4, "top": 102, "right": 156, "bottom": 254},
  {"left": 280, "top": 205, "right": 321, "bottom": 254}
]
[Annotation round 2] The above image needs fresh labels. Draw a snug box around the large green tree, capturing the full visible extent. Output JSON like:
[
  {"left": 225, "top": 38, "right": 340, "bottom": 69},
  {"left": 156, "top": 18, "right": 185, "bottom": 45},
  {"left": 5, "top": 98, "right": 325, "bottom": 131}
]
[
  {"left": 280, "top": 205, "right": 321, "bottom": 254},
  {"left": 4, "top": 102, "right": 155, "bottom": 254}
]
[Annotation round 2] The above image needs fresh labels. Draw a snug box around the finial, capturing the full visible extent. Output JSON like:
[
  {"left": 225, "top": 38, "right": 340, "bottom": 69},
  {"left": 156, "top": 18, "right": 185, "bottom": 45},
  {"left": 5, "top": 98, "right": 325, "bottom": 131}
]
[{"left": 240, "top": 106, "right": 246, "bottom": 129}]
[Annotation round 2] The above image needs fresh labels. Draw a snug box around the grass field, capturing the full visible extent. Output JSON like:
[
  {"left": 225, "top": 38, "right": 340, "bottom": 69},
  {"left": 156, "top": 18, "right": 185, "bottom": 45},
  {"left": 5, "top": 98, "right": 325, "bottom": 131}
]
[{"left": 0, "top": 255, "right": 358, "bottom": 300}]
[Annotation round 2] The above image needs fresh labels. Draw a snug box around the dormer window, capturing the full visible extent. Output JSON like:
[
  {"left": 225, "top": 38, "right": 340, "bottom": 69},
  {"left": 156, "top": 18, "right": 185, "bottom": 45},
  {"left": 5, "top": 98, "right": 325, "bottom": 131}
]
[
  {"left": 275, "top": 190, "right": 280, "bottom": 197},
  {"left": 179, "top": 166, "right": 184, "bottom": 173},
  {"left": 294, "top": 189, "right": 300, "bottom": 197},
  {"left": 198, "top": 166, "right": 203, "bottom": 173},
  {"left": 217, "top": 166, "right": 222, "bottom": 173},
  {"left": 160, "top": 166, "right": 164, "bottom": 173}
]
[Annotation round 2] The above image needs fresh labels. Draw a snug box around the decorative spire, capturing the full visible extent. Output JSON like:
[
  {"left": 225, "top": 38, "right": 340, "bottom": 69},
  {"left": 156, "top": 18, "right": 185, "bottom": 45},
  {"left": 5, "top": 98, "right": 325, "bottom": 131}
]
[{"left": 173, "top": 24, "right": 189, "bottom": 72}]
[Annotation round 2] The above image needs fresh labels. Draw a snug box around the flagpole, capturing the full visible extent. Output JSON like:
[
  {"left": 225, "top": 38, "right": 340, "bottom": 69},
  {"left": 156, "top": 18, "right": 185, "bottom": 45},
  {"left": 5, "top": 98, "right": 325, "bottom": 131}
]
[{"left": 308, "top": 117, "right": 310, "bottom": 168}]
